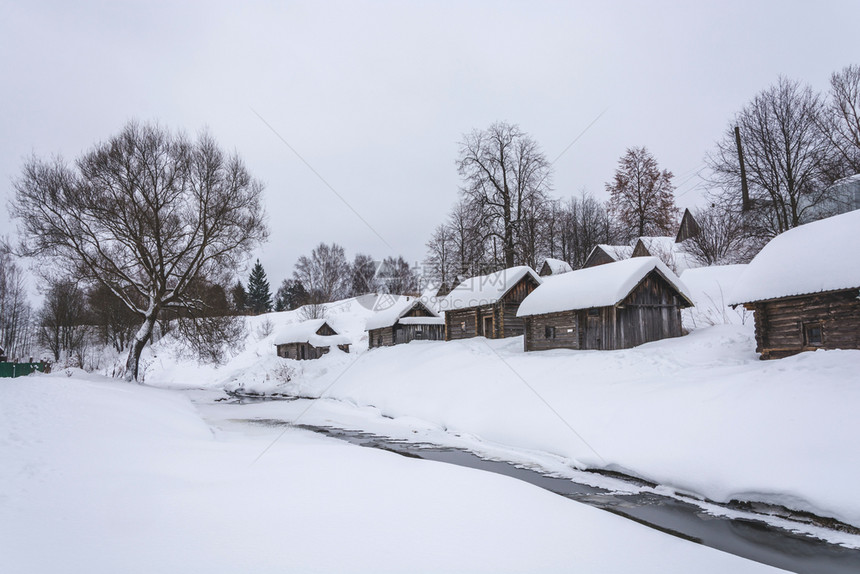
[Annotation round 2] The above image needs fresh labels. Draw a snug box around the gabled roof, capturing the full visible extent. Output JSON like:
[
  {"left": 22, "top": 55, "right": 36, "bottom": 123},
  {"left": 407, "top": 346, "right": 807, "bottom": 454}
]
[
  {"left": 585, "top": 244, "right": 634, "bottom": 263},
  {"left": 365, "top": 295, "right": 441, "bottom": 331},
  {"left": 540, "top": 258, "right": 573, "bottom": 275},
  {"left": 442, "top": 266, "right": 542, "bottom": 311},
  {"left": 675, "top": 208, "right": 701, "bottom": 243},
  {"left": 273, "top": 319, "right": 351, "bottom": 347},
  {"left": 633, "top": 236, "right": 697, "bottom": 273},
  {"left": 730, "top": 210, "right": 860, "bottom": 305},
  {"left": 517, "top": 257, "right": 693, "bottom": 317}
]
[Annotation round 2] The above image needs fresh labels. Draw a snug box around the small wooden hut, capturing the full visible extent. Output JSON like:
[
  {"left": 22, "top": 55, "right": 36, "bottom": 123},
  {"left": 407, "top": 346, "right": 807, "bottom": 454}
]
[
  {"left": 366, "top": 296, "right": 445, "bottom": 348},
  {"left": 538, "top": 258, "right": 573, "bottom": 277},
  {"left": 441, "top": 266, "right": 541, "bottom": 340},
  {"left": 730, "top": 210, "right": 860, "bottom": 360},
  {"left": 274, "top": 319, "right": 351, "bottom": 360},
  {"left": 518, "top": 257, "right": 693, "bottom": 352},
  {"left": 582, "top": 244, "right": 633, "bottom": 269}
]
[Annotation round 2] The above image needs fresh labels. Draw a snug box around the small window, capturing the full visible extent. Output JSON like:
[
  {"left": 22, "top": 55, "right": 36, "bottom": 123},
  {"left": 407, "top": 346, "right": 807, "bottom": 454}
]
[
  {"left": 588, "top": 308, "right": 598, "bottom": 317},
  {"left": 544, "top": 325, "right": 556, "bottom": 339},
  {"left": 804, "top": 323, "right": 823, "bottom": 346}
]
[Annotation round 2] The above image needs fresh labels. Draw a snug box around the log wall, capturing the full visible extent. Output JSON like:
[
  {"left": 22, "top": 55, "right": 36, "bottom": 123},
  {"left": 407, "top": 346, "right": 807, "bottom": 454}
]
[{"left": 746, "top": 289, "right": 860, "bottom": 359}]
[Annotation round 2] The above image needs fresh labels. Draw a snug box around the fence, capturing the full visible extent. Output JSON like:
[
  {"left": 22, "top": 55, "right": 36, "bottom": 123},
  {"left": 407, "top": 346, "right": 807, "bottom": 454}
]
[{"left": 0, "top": 362, "right": 48, "bottom": 378}]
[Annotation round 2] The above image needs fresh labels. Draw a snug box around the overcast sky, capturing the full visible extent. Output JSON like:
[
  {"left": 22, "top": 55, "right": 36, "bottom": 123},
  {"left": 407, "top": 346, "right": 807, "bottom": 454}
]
[{"left": 2, "top": 0, "right": 858, "bottom": 291}]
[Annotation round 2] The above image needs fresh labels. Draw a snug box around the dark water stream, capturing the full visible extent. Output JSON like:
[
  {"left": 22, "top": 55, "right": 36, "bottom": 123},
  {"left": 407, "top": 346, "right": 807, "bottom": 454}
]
[{"left": 217, "top": 394, "right": 860, "bottom": 574}]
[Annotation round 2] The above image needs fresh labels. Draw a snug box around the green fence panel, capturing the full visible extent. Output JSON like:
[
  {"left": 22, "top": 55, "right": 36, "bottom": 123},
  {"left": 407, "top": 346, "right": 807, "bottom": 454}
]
[{"left": 0, "top": 362, "right": 47, "bottom": 378}]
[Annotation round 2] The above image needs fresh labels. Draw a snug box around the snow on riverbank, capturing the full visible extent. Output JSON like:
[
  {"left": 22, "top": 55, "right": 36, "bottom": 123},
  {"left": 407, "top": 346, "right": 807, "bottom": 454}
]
[
  {"left": 0, "top": 375, "right": 784, "bottom": 573},
  {"left": 142, "top": 301, "right": 860, "bottom": 533}
]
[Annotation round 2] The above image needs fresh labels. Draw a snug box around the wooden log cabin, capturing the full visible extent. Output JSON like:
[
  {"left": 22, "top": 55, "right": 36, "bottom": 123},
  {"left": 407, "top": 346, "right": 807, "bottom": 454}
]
[
  {"left": 730, "top": 210, "right": 860, "bottom": 360},
  {"left": 274, "top": 319, "right": 351, "bottom": 360},
  {"left": 366, "top": 296, "right": 445, "bottom": 348},
  {"left": 441, "top": 266, "right": 541, "bottom": 340},
  {"left": 582, "top": 244, "right": 633, "bottom": 269},
  {"left": 517, "top": 257, "right": 693, "bottom": 352}
]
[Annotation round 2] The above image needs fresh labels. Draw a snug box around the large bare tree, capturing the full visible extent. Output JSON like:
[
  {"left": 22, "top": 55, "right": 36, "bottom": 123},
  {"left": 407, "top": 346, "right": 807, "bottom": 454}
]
[
  {"left": 11, "top": 122, "right": 268, "bottom": 381},
  {"left": 457, "top": 122, "right": 552, "bottom": 268},
  {"left": 708, "top": 77, "right": 836, "bottom": 237},
  {"left": 293, "top": 242, "right": 350, "bottom": 303},
  {"left": 606, "top": 146, "right": 678, "bottom": 240},
  {"left": 824, "top": 64, "right": 860, "bottom": 175}
]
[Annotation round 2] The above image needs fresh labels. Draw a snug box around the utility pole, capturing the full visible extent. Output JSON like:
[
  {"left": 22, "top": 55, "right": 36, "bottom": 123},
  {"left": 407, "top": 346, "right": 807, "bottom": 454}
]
[{"left": 734, "top": 126, "right": 751, "bottom": 212}]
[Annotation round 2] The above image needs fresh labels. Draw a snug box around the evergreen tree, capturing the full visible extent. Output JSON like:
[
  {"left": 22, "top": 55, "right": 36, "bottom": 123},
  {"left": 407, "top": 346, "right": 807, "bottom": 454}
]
[
  {"left": 274, "top": 279, "right": 309, "bottom": 311},
  {"left": 246, "top": 259, "right": 273, "bottom": 314},
  {"left": 231, "top": 280, "right": 248, "bottom": 313}
]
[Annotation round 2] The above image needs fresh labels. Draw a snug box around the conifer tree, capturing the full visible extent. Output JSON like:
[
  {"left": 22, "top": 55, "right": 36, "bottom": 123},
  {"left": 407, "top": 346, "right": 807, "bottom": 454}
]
[
  {"left": 231, "top": 280, "right": 248, "bottom": 313},
  {"left": 246, "top": 259, "right": 273, "bottom": 314}
]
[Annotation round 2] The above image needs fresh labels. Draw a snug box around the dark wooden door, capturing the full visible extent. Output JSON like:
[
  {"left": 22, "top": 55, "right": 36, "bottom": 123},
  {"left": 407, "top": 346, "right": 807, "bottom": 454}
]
[{"left": 483, "top": 316, "right": 493, "bottom": 339}]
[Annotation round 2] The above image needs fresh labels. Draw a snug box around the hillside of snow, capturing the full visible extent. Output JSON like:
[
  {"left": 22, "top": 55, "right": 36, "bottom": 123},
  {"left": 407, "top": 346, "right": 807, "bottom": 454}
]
[{"left": 137, "top": 286, "right": 860, "bottom": 533}]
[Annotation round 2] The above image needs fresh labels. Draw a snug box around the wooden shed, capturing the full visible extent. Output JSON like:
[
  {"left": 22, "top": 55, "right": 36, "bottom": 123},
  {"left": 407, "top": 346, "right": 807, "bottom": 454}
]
[
  {"left": 366, "top": 296, "right": 445, "bottom": 348},
  {"left": 730, "top": 211, "right": 860, "bottom": 360},
  {"left": 441, "top": 266, "right": 542, "bottom": 340},
  {"left": 538, "top": 258, "right": 573, "bottom": 277},
  {"left": 582, "top": 244, "right": 633, "bottom": 269},
  {"left": 518, "top": 257, "right": 693, "bottom": 352},
  {"left": 274, "top": 319, "right": 351, "bottom": 360}
]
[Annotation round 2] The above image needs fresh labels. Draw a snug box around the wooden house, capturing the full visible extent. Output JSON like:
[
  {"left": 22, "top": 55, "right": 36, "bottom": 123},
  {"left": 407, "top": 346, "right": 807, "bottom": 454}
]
[
  {"left": 582, "top": 244, "right": 633, "bottom": 269},
  {"left": 366, "top": 295, "right": 445, "bottom": 348},
  {"left": 274, "top": 319, "right": 351, "bottom": 360},
  {"left": 518, "top": 257, "right": 693, "bottom": 352},
  {"left": 675, "top": 208, "right": 701, "bottom": 243},
  {"left": 538, "top": 258, "right": 573, "bottom": 277},
  {"left": 730, "top": 210, "right": 860, "bottom": 360},
  {"left": 441, "top": 266, "right": 542, "bottom": 340}
]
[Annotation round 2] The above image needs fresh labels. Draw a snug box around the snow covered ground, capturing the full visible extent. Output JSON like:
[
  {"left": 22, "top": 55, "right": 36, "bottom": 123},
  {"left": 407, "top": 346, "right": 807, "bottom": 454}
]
[
  {"left": 136, "top": 286, "right": 860, "bottom": 537},
  {"left": 0, "top": 375, "right": 786, "bottom": 573}
]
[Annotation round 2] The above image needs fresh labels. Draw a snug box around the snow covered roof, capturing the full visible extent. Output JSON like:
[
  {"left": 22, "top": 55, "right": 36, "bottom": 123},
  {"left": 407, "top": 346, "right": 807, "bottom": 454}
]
[
  {"left": 441, "top": 266, "right": 542, "bottom": 311},
  {"left": 634, "top": 237, "right": 698, "bottom": 273},
  {"left": 730, "top": 210, "right": 860, "bottom": 305},
  {"left": 364, "top": 296, "right": 441, "bottom": 331},
  {"left": 540, "top": 258, "right": 573, "bottom": 275},
  {"left": 587, "top": 244, "right": 633, "bottom": 262},
  {"left": 517, "top": 257, "right": 693, "bottom": 317},
  {"left": 273, "top": 319, "right": 351, "bottom": 348}
]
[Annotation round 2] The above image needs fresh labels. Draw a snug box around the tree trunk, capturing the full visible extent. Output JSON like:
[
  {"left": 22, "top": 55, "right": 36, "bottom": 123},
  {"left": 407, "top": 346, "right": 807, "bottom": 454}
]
[{"left": 124, "top": 313, "right": 158, "bottom": 382}]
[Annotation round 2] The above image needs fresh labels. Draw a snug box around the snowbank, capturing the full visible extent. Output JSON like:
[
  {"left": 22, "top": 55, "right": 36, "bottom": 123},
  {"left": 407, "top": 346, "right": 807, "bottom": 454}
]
[
  {"left": 0, "top": 375, "right": 783, "bottom": 573},
  {"left": 680, "top": 264, "right": 750, "bottom": 329}
]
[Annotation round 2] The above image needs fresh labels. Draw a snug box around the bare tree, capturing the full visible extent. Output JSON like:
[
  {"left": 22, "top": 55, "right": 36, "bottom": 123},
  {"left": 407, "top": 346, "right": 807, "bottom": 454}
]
[
  {"left": 708, "top": 77, "right": 836, "bottom": 237},
  {"left": 87, "top": 283, "right": 138, "bottom": 352},
  {"left": 607, "top": 146, "right": 679, "bottom": 240},
  {"left": 349, "top": 253, "right": 380, "bottom": 296},
  {"left": 424, "top": 224, "right": 455, "bottom": 293},
  {"left": 11, "top": 121, "right": 268, "bottom": 381},
  {"left": 683, "top": 205, "right": 761, "bottom": 266},
  {"left": 377, "top": 256, "right": 419, "bottom": 295},
  {"left": 457, "top": 122, "right": 552, "bottom": 268},
  {"left": 824, "top": 64, "right": 860, "bottom": 175},
  {"left": 0, "top": 246, "right": 34, "bottom": 361},
  {"left": 37, "top": 278, "right": 89, "bottom": 363},
  {"left": 293, "top": 243, "right": 350, "bottom": 303},
  {"left": 561, "top": 191, "right": 620, "bottom": 269}
]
